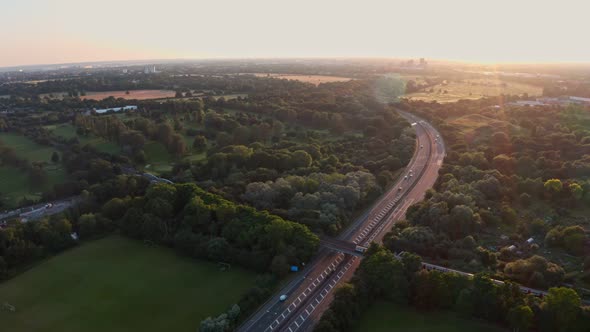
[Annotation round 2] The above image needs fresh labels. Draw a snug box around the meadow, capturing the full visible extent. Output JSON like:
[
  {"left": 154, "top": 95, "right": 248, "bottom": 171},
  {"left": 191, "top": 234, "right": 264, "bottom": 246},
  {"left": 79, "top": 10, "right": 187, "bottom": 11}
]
[
  {"left": 404, "top": 78, "right": 542, "bottom": 103},
  {"left": 252, "top": 73, "right": 352, "bottom": 86},
  {"left": 0, "top": 132, "right": 67, "bottom": 208},
  {"left": 353, "top": 301, "right": 507, "bottom": 332},
  {"left": 0, "top": 235, "right": 257, "bottom": 332},
  {"left": 39, "top": 90, "right": 176, "bottom": 100},
  {"left": 45, "top": 123, "right": 121, "bottom": 154}
]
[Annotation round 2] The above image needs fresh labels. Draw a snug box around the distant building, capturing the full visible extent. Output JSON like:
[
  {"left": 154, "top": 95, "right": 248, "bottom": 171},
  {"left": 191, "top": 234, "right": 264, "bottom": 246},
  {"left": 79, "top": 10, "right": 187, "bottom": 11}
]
[
  {"left": 93, "top": 105, "right": 138, "bottom": 114},
  {"left": 568, "top": 96, "right": 590, "bottom": 105},
  {"left": 144, "top": 65, "right": 157, "bottom": 74}
]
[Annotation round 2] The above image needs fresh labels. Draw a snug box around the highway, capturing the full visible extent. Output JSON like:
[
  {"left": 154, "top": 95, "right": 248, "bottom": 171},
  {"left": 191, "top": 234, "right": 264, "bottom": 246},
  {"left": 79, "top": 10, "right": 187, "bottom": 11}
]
[
  {"left": 0, "top": 171, "right": 172, "bottom": 224},
  {"left": 237, "top": 112, "right": 446, "bottom": 332}
]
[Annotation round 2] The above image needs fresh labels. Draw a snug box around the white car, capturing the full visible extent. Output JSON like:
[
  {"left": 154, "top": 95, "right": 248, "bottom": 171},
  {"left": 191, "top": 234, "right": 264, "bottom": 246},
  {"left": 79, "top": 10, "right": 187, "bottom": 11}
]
[{"left": 279, "top": 294, "right": 288, "bottom": 302}]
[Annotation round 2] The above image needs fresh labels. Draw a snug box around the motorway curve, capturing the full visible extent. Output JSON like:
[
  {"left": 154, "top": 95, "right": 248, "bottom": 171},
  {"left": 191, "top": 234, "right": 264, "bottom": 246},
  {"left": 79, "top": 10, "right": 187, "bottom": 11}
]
[{"left": 237, "top": 112, "right": 445, "bottom": 332}]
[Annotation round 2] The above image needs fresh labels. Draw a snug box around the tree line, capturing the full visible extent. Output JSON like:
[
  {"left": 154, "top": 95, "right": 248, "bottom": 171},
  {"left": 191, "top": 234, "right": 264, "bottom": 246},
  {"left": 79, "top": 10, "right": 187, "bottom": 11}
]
[{"left": 315, "top": 245, "right": 589, "bottom": 332}]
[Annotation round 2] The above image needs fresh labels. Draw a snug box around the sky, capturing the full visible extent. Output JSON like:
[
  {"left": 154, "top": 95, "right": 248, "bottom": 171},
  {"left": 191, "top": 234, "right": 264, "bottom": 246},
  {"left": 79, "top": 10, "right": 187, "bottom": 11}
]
[{"left": 2, "top": 0, "right": 589, "bottom": 67}]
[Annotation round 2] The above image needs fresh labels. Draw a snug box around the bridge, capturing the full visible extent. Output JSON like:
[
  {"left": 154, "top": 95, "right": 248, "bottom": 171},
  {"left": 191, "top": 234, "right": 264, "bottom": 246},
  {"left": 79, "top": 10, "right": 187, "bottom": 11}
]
[{"left": 319, "top": 238, "right": 367, "bottom": 257}]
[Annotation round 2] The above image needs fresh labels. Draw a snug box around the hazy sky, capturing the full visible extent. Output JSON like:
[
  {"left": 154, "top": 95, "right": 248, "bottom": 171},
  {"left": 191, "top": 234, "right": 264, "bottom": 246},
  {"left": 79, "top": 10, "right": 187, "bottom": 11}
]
[{"left": 2, "top": 0, "right": 589, "bottom": 67}]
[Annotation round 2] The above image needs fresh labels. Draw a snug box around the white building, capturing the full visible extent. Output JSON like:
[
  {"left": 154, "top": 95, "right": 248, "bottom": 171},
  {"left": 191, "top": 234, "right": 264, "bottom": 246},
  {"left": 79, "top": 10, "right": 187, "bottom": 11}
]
[{"left": 94, "top": 105, "right": 138, "bottom": 114}]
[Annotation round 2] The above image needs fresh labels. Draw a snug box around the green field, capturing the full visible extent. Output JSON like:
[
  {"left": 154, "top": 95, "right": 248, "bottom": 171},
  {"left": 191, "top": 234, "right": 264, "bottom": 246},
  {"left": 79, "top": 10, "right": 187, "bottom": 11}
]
[
  {"left": 0, "top": 132, "right": 57, "bottom": 162},
  {"left": 0, "top": 132, "right": 68, "bottom": 208},
  {"left": 0, "top": 165, "right": 66, "bottom": 208},
  {"left": 45, "top": 124, "right": 121, "bottom": 154},
  {"left": 404, "top": 78, "right": 542, "bottom": 103},
  {"left": 144, "top": 141, "right": 175, "bottom": 174},
  {"left": 353, "top": 301, "right": 507, "bottom": 332},
  {"left": 0, "top": 235, "right": 256, "bottom": 332}
]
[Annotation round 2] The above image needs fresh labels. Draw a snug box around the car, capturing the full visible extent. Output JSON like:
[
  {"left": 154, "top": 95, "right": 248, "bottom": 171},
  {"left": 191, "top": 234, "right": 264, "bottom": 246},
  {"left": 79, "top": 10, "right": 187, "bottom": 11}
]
[
  {"left": 420, "top": 145, "right": 424, "bottom": 148},
  {"left": 279, "top": 294, "right": 288, "bottom": 301},
  {"left": 398, "top": 187, "right": 402, "bottom": 191},
  {"left": 410, "top": 174, "right": 413, "bottom": 177},
  {"left": 404, "top": 175, "right": 408, "bottom": 179}
]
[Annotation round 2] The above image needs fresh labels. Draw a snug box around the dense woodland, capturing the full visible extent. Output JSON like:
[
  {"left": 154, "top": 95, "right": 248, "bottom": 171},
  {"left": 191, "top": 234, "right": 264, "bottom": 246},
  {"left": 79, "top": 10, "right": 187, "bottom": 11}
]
[
  {"left": 386, "top": 99, "right": 590, "bottom": 292},
  {"left": 316, "top": 245, "right": 589, "bottom": 332},
  {"left": 58, "top": 78, "right": 412, "bottom": 234},
  {"left": 3, "top": 65, "right": 590, "bottom": 331}
]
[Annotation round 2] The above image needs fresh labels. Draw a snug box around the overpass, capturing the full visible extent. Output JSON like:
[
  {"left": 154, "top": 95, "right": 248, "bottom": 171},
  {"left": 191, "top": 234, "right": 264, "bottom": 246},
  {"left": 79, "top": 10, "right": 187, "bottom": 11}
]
[{"left": 319, "top": 238, "right": 367, "bottom": 257}]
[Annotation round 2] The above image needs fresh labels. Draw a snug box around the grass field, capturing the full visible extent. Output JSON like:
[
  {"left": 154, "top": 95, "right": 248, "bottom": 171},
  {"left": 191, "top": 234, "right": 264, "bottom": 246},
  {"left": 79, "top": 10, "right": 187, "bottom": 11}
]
[
  {"left": 143, "top": 141, "right": 175, "bottom": 174},
  {"left": 404, "top": 78, "right": 542, "bottom": 103},
  {"left": 353, "top": 301, "right": 507, "bottom": 332},
  {"left": 0, "top": 132, "right": 57, "bottom": 162},
  {"left": 447, "top": 113, "right": 527, "bottom": 145},
  {"left": 0, "top": 133, "right": 68, "bottom": 208},
  {"left": 45, "top": 124, "right": 121, "bottom": 154},
  {"left": 0, "top": 235, "right": 257, "bottom": 332},
  {"left": 252, "top": 73, "right": 352, "bottom": 86},
  {"left": 40, "top": 90, "right": 176, "bottom": 100}
]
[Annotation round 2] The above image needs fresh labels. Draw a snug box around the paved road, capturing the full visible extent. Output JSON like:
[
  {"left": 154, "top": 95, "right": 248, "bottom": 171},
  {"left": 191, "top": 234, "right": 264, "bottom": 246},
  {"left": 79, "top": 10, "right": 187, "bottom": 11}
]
[
  {"left": 237, "top": 112, "right": 445, "bottom": 332},
  {"left": 0, "top": 171, "right": 171, "bottom": 224},
  {"left": 0, "top": 196, "right": 80, "bottom": 223}
]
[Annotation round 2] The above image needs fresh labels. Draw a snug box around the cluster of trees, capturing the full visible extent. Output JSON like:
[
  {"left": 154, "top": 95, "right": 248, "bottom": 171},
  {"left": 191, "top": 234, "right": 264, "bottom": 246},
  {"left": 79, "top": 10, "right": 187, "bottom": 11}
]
[
  {"left": 316, "top": 245, "right": 589, "bottom": 332},
  {"left": 387, "top": 99, "right": 590, "bottom": 288},
  {"left": 0, "top": 215, "right": 80, "bottom": 279},
  {"left": 99, "top": 182, "right": 319, "bottom": 273},
  {"left": 2, "top": 174, "right": 319, "bottom": 281},
  {"left": 0, "top": 140, "right": 52, "bottom": 188},
  {"left": 242, "top": 171, "right": 381, "bottom": 234}
]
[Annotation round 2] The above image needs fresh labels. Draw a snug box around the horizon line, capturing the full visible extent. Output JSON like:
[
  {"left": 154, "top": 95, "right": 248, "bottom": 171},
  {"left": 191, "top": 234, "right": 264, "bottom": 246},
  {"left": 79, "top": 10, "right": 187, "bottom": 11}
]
[{"left": 3, "top": 56, "right": 590, "bottom": 71}]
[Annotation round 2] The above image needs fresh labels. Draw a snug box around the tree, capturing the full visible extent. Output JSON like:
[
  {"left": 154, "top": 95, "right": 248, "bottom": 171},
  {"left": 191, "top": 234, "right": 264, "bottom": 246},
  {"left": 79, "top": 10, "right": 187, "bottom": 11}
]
[
  {"left": 544, "top": 179, "right": 563, "bottom": 196},
  {"left": 507, "top": 305, "right": 533, "bottom": 332},
  {"left": 569, "top": 182, "right": 583, "bottom": 200},
  {"left": 28, "top": 166, "right": 47, "bottom": 187},
  {"left": 193, "top": 135, "right": 208, "bottom": 152},
  {"left": 543, "top": 287, "right": 581, "bottom": 332},
  {"left": 449, "top": 205, "right": 475, "bottom": 238},
  {"left": 358, "top": 245, "right": 408, "bottom": 302},
  {"left": 78, "top": 213, "right": 98, "bottom": 239},
  {"left": 270, "top": 255, "right": 289, "bottom": 277},
  {"left": 51, "top": 151, "right": 60, "bottom": 163},
  {"left": 169, "top": 134, "right": 187, "bottom": 157},
  {"left": 291, "top": 150, "right": 313, "bottom": 169}
]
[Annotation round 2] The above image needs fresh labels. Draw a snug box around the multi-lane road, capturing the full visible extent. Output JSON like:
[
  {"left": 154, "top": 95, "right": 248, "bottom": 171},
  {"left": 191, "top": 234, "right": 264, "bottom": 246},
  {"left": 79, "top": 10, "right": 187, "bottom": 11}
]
[{"left": 237, "top": 112, "right": 446, "bottom": 332}]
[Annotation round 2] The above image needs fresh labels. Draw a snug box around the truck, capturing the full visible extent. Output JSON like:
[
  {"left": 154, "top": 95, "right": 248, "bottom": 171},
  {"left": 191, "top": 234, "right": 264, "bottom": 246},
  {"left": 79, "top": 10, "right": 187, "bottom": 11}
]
[{"left": 355, "top": 245, "right": 367, "bottom": 253}]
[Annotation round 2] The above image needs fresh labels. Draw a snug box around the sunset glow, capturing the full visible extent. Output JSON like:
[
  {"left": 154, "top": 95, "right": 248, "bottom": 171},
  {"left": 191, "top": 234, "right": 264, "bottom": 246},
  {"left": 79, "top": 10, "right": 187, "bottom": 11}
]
[{"left": 2, "top": 0, "right": 589, "bottom": 67}]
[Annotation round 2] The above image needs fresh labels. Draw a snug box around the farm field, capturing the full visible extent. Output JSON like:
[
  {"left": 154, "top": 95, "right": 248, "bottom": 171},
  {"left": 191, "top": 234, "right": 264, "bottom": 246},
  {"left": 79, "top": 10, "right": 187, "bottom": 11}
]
[
  {"left": 40, "top": 90, "right": 176, "bottom": 100},
  {"left": 404, "top": 78, "right": 542, "bottom": 103},
  {"left": 353, "top": 301, "right": 507, "bottom": 332},
  {"left": 252, "top": 73, "right": 352, "bottom": 85},
  {"left": 0, "top": 235, "right": 257, "bottom": 332}
]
